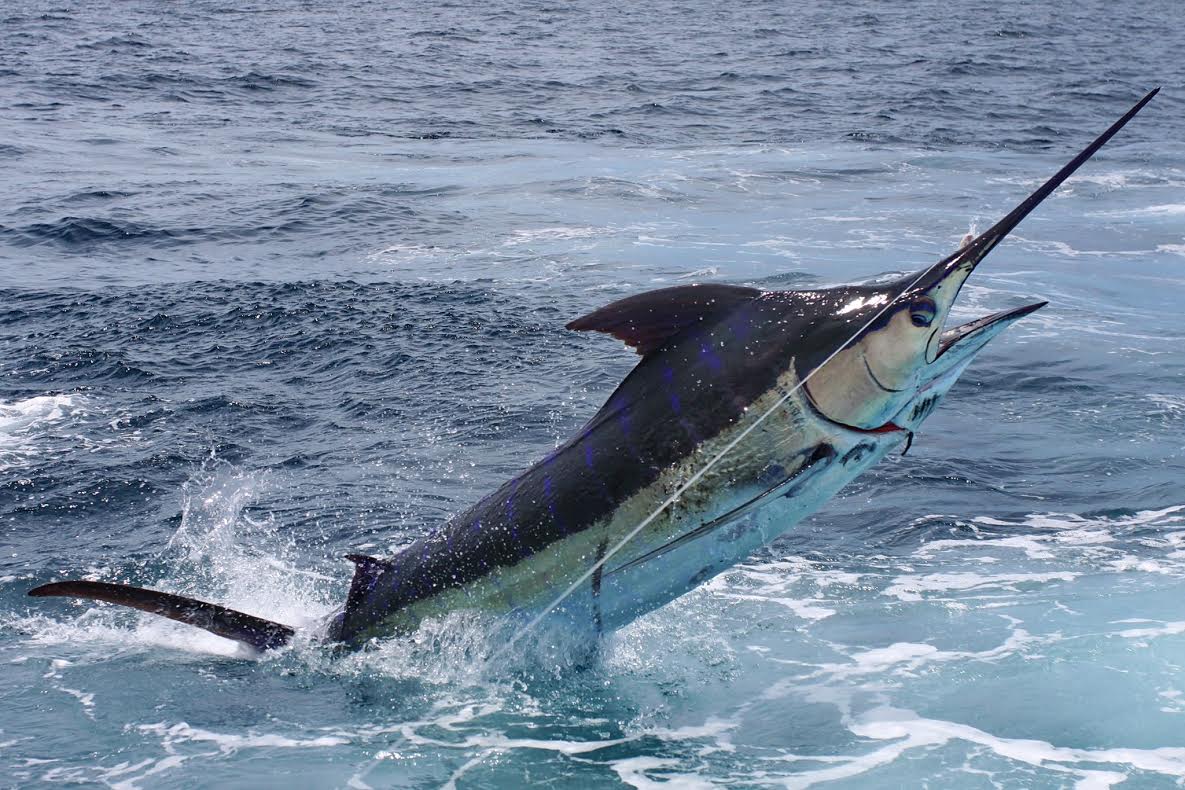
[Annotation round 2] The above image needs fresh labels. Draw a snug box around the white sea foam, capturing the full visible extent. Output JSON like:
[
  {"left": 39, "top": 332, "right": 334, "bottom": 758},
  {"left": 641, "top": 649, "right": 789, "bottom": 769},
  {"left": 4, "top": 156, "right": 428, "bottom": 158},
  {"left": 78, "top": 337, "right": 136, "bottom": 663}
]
[
  {"left": 647, "top": 717, "right": 736, "bottom": 747},
  {"left": 845, "top": 629, "right": 1036, "bottom": 675},
  {"left": 749, "top": 702, "right": 1176, "bottom": 787},
  {"left": 766, "top": 628, "right": 1044, "bottom": 691},
  {"left": 811, "top": 214, "right": 884, "bottom": 223},
  {"left": 610, "top": 756, "right": 717, "bottom": 790},
  {"left": 991, "top": 169, "right": 1185, "bottom": 193},
  {"left": 739, "top": 236, "right": 804, "bottom": 259},
  {"left": 1065, "top": 171, "right": 1133, "bottom": 190},
  {"left": 992, "top": 171, "right": 1131, "bottom": 193},
  {"left": 1096, "top": 203, "right": 1185, "bottom": 218},
  {"left": 882, "top": 571, "right": 1078, "bottom": 602},
  {"left": 503, "top": 225, "right": 606, "bottom": 245},
  {"left": 0, "top": 394, "right": 83, "bottom": 470},
  {"left": 1114, "top": 621, "right": 1185, "bottom": 640},
  {"left": 713, "top": 560, "right": 863, "bottom": 622},
  {"left": 365, "top": 242, "right": 441, "bottom": 262},
  {"left": 0, "top": 394, "right": 78, "bottom": 436},
  {"left": 101, "top": 757, "right": 187, "bottom": 790},
  {"left": 846, "top": 707, "right": 1185, "bottom": 782},
  {"left": 676, "top": 266, "right": 719, "bottom": 279},
  {"left": 96, "top": 722, "right": 352, "bottom": 789},
  {"left": 918, "top": 527, "right": 1117, "bottom": 561},
  {"left": 414, "top": 731, "right": 627, "bottom": 755},
  {"left": 1149, "top": 394, "right": 1185, "bottom": 414},
  {"left": 1008, "top": 235, "right": 1154, "bottom": 259},
  {"left": 56, "top": 685, "right": 95, "bottom": 711},
  {"left": 136, "top": 721, "right": 349, "bottom": 752},
  {"left": 913, "top": 507, "right": 1185, "bottom": 567}
]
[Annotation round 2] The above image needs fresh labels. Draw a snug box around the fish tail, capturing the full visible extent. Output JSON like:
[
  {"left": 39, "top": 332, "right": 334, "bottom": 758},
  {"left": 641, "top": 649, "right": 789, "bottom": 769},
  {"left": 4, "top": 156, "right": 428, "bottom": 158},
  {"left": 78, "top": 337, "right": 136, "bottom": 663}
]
[{"left": 28, "top": 580, "right": 295, "bottom": 652}]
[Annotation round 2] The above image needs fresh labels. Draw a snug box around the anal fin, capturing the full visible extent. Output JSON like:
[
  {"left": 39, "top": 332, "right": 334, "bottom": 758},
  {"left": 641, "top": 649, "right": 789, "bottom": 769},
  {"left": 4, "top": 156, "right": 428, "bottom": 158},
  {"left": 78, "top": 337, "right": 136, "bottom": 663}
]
[{"left": 28, "top": 580, "right": 295, "bottom": 652}]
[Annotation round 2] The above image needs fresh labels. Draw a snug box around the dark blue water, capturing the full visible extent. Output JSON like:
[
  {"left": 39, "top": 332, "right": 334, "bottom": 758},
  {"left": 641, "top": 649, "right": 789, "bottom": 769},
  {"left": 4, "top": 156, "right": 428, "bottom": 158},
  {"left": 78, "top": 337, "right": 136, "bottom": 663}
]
[{"left": 2, "top": 1, "right": 1184, "bottom": 786}]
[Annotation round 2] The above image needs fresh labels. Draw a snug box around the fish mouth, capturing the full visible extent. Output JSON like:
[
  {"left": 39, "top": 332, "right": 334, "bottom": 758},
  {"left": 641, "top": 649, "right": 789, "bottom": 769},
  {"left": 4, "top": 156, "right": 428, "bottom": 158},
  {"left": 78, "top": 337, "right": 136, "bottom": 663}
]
[
  {"left": 937, "top": 300, "right": 1048, "bottom": 359},
  {"left": 910, "top": 300, "right": 1049, "bottom": 389}
]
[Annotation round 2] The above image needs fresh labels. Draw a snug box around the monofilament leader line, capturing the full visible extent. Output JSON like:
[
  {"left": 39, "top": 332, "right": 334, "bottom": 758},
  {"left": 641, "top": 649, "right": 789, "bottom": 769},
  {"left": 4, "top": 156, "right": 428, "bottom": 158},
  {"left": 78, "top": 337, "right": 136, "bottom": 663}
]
[{"left": 486, "top": 259, "right": 946, "bottom": 662}]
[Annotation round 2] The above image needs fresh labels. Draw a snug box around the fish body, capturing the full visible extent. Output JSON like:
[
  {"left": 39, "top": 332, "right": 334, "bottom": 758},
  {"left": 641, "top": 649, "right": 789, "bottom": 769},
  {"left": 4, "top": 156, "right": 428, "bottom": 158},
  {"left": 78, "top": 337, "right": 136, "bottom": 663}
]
[
  {"left": 330, "top": 284, "right": 1037, "bottom": 645},
  {"left": 28, "top": 89, "right": 1158, "bottom": 655}
]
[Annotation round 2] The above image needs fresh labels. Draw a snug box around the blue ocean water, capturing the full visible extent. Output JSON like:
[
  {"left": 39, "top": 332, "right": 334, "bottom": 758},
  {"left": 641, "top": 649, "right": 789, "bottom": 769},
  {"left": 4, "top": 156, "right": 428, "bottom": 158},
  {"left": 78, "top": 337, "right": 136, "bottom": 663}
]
[{"left": 2, "top": 0, "right": 1184, "bottom": 786}]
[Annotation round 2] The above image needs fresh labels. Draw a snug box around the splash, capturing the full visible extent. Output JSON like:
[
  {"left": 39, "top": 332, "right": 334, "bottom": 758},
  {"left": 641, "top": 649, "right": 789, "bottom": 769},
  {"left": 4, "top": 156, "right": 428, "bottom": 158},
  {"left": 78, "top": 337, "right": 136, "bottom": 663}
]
[
  {"left": 9, "top": 454, "right": 337, "bottom": 659},
  {"left": 158, "top": 454, "right": 335, "bottom": 641},
  {"left": 13, "top": 450, "right": 581, "bottom": 678}
]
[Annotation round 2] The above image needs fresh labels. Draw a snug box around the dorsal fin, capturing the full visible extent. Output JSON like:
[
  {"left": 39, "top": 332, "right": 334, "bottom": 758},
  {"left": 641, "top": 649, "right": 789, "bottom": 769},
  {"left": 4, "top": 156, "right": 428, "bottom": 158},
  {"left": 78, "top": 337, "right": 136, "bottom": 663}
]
[
  {"left": 345, "top": 554, "right": 393, "bottom": 614},
  {"left": 566, "top": 283, "right": 762, "bottom": 356}
]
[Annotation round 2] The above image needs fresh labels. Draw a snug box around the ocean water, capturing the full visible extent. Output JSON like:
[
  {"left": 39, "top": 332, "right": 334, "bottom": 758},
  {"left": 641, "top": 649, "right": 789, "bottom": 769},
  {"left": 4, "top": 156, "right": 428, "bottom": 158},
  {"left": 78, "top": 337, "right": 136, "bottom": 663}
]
[{"left": 2, "top": 0, "right": 1184, "bottom": 786}]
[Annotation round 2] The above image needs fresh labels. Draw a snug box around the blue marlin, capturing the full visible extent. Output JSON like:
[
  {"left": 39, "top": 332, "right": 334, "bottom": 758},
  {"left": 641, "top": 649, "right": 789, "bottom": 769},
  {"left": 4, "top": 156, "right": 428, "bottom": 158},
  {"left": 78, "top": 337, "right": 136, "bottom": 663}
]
[{"left": 29, "top": 90, "right": 1158, "bottom": 654}]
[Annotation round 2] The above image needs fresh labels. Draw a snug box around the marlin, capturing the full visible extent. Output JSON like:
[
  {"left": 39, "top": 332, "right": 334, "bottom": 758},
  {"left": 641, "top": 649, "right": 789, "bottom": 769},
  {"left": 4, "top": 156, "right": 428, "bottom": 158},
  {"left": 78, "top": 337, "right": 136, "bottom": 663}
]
[{"left": 30, "top": 90, "right": 1158, "bottom": 654}]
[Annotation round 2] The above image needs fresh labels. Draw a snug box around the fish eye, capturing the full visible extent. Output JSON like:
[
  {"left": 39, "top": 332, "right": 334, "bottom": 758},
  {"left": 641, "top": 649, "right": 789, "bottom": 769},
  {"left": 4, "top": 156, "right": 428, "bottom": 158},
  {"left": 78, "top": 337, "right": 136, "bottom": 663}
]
[{"left": 909, "top": 296, "right": 937, "bottom": 328}]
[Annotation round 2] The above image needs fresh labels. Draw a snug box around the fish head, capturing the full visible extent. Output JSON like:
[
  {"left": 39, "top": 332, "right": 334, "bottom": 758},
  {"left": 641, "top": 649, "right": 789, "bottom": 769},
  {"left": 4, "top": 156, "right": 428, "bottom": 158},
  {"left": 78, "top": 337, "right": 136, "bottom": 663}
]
[
  {"left": 800, "top": 239, "right": 1046, "bottom": 431},
  {"left": 797, "top": 87, "right": 1158, "bottom": 433}
]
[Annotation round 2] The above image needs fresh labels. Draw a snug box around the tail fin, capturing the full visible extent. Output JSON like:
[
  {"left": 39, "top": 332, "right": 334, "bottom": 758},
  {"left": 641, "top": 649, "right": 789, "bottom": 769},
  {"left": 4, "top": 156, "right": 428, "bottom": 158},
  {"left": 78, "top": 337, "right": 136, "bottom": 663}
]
[{"left": 28, "top": 581, "right": 295, "bottom": 652}]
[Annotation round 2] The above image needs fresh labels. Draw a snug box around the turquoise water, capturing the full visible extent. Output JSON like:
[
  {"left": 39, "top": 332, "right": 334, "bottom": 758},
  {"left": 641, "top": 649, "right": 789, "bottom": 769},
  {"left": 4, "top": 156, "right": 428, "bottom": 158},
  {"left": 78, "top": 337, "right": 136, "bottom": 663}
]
[{"left": 2, "top": 0, "right": 1185, "bottom": 786}]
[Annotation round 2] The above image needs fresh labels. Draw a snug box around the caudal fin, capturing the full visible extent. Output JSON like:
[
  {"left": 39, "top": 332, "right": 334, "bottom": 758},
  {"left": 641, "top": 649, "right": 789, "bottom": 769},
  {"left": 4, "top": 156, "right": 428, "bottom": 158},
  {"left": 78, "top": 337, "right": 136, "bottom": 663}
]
[{"left": 28, "top": 580, "right": 295, "bottom": 652}]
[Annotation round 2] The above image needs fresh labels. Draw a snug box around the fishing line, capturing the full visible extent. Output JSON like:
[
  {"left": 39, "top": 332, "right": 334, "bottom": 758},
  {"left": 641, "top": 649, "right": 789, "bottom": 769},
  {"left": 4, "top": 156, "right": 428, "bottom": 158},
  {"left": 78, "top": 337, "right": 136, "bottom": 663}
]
[{"left": 489, "top": 254, "right": 956, "bottom": 661}]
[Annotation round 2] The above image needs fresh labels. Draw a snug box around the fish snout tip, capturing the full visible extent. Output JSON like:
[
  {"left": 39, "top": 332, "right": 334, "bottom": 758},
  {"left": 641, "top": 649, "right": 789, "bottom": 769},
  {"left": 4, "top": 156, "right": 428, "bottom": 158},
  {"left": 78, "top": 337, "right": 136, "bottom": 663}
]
[
  {"left": 1016, "top": 299, "right": 1049, "bottom": 317},
  {"left": 1021, "top": 299, "right": 1049, "bottom": 318}
]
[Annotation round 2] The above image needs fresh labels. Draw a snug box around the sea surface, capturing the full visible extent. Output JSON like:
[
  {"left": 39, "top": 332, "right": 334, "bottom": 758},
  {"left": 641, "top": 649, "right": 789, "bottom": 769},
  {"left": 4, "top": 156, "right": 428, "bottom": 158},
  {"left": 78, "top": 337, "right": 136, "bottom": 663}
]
[{"left": 2, "top": 0, "right": 1184, "bottom": 787}]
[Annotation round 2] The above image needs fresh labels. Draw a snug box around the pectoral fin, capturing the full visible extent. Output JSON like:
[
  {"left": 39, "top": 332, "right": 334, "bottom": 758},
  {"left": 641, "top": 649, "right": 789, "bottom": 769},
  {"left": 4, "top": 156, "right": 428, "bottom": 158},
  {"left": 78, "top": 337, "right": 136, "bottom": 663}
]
[{"left": 607, "top": 444, "right": 835, "bottom": 576}]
